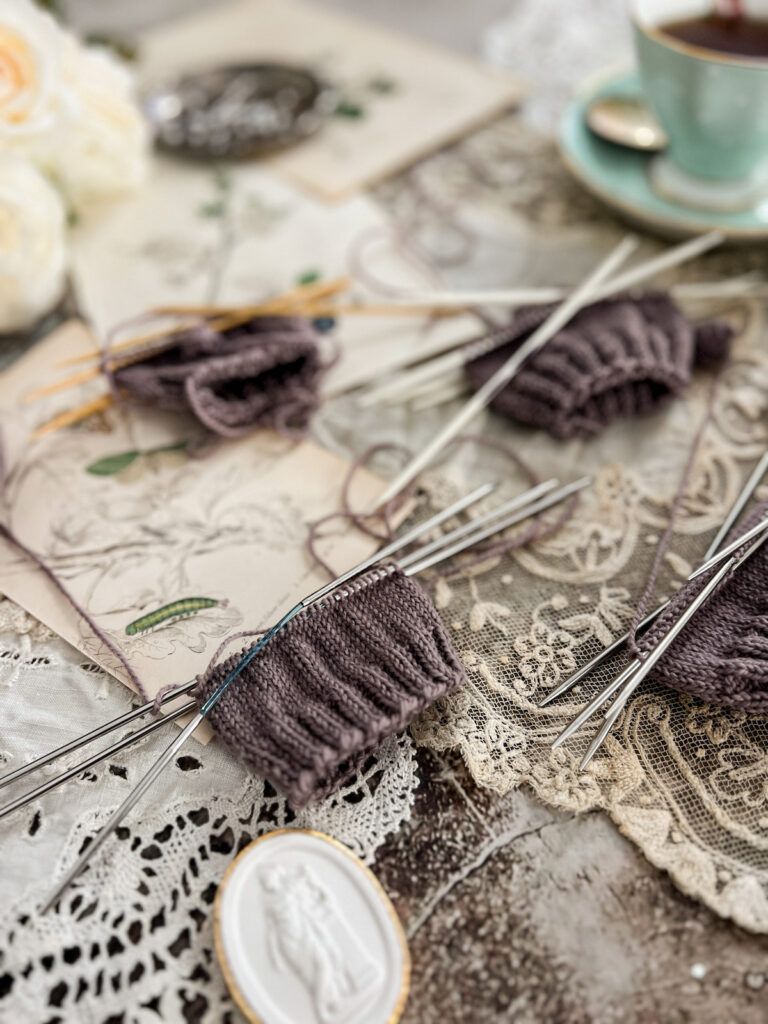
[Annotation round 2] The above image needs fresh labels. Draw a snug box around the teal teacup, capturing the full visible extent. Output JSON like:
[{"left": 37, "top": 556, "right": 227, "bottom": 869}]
[{"left": 631, "top": 0, "right": 768, "bottom": 210}]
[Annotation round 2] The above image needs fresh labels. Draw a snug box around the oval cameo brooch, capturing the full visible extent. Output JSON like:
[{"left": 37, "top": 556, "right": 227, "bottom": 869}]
[{"left": 214, "top": 828, "right": 410, "bottom": 1023}]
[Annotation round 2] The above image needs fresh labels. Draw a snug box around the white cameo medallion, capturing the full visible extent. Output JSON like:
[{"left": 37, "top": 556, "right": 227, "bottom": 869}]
[{"left": 215, "top": 830, "right": 409, "bottom": 1024}]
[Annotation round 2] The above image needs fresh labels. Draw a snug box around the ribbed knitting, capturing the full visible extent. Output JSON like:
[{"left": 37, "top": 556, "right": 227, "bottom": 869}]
[
  {"left": 195, "top": 565, "right": 466, "bottom": 807},
  {"left": 113, "top": 315, "right": 326, "bottom": 439},
  {"left": 638, "top": 501, "right": 768, "bottom": 712},
  {"left": 465, "top": 293, "right": 733, "bottom": 440}
]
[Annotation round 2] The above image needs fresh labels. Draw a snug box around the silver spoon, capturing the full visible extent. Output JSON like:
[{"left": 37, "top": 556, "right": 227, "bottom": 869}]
[{"left": 586, "top": 96, "right": 668, "bottom": 153}]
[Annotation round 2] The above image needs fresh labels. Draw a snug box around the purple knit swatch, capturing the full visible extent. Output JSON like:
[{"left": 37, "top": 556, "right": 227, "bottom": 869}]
[
  {"left": 637, "top": 501, "right": 768, "bottom": 712},
  {"left": 113, "top": 315, "right": 327, "bottom": 439},
  {"left": 195, "top": 565, "right": 465, "bottom": 807},
  {"left": 465, "top": 293, "right": 733, "bottom": 440}
]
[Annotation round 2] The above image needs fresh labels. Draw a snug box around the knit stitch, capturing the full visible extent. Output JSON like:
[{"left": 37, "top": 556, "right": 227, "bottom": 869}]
[
  {"left": 195, "top": 565, "right": 466, "bottom": 807},
  {"left": 638, "top": 501, "right": 768, "bottom": 712},
  {"left": 113, "top": 315, "right": 327, "bottom": 439},
  {"left": 465, "top": 293, "right": 733, "bottom": 440}
]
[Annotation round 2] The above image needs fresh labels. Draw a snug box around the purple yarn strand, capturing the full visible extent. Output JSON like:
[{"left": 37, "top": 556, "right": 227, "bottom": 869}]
[{"left": 0, "top": 523, "right": 149, "bottom": 701}]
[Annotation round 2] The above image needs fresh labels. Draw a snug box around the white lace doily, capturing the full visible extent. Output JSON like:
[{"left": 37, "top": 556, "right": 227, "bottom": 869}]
[{"left": 0, "top": 622, "right": 418, "bottom": 1022}]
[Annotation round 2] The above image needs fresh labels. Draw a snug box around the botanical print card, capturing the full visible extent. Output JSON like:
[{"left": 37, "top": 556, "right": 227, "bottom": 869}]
[
  {"left": 70, "top": 158, "right": 480, "bottom": 396},
  {"left": 0, "top": 321, "right": 393, "bottom": 737},
  {"left": 139, "top": 0, "right": 523, "bottom": 199}
]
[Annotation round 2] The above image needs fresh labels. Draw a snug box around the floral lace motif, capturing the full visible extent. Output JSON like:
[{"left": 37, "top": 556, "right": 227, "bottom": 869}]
[
  {"left": 347, "top": 95, "right": 768, "bottom": 934},
  {"left": 409, "top": 308, "right": 768, "bottom": 934}
]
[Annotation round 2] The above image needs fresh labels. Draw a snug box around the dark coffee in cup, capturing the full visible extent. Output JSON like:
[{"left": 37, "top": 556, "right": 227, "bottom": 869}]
[{"left": 660, "top": 13, "right": 768, "bottom": 59}]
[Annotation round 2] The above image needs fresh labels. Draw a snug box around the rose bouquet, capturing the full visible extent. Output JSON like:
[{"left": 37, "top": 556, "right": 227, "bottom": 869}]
[{"left": 0, "top": 0, "right": 149, "bottom": 332}]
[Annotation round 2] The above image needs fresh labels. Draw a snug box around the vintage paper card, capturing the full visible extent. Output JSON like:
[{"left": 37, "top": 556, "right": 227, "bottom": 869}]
[
  {"left": 70, "top": 159, "right": 480, "bottom": 397},
  {"left": 139, "top": 0, "right": 523, "bottom": 199},
  {"left": 0, "top": 321, "right": 393, "bottom": 735}
]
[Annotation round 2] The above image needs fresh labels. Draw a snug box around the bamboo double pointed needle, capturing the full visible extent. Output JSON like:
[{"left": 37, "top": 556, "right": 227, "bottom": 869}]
[{"left": 55, "top": 276, "right": 353, "bottom": 370}]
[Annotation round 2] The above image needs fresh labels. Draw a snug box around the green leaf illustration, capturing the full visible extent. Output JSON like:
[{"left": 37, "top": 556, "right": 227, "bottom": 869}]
[
  {"left": 368, "top": 75, "right": 397, "bottom": 94},
  {"left": 86, "top": 451, "right": 140, "bottom": 476},
  {"left": 297, "top": 269, "right": 322, "bottom": 286},
  {"left": 199, "top": 200, "right": 225, "bottom": 218},
  {"left": 155, "top": 441, "right": 189, "bottom": 456},
  {"left": 335, "top": 100, "right": 365, "bottom": 119},
  {"left": 86, "top": 441, "right": 188, "bottom": 477},
  {"left": 214, "top": 168, "right": 232, "bottom": 192}
]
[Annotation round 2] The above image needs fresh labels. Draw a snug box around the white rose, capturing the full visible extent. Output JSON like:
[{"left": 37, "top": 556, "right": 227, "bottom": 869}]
[
  {"left": 0, "top": 155, "right": 66, "bottom": 333},
  {"left": 0, "top": 0, "right": 60, "bottom": 141},
  {"left": 54, "top": 38, "right": 150, "bottom": 212}
]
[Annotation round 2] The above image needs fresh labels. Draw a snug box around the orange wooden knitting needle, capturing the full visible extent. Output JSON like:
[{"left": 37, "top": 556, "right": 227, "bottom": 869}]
[
  {"left": 27, "top": 292, "right": 457, "bottom": 406},
  {"left": 28, "top": 281, "right": 351, "bottom": 400},
  {"left": 58, "top": 277, "right": 352, "bottom": 369},
  {"left": 150, "top": 276, "right": 351, "bottom": 319},
  {"left": 31, "top": 394, "right": 115, "bottom": 441},
  {"left": 25, "top": 348, "right": 159, "bottom": 403}
]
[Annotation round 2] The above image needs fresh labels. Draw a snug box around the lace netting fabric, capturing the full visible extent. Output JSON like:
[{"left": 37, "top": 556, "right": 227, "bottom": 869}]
[
  {"left": 407, "top": 316, "right": 768, "bottom": 935},
  {"left": 0, "top": 626, "right": 418, "bottom": 1022},
  {"left": 354, "top": 105, "right": 768, "bottom": 937}
]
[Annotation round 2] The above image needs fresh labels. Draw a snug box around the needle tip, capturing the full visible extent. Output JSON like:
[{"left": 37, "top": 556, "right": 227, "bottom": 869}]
[
  {"left": 551, "top": 721, "right": 579, "bottom": 749},
  {"left": 538, "top": 679, "right": 574, "bottom": 707},
  {"left": 579, "top": 733, "right": 606, "bottom": 770},
  {"left": 39, "top": 890, "right": 61, "bottom": 916}
]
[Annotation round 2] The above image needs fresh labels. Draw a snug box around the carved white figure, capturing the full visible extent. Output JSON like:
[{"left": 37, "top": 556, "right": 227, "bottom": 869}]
[{"left": 261, "top": 863, "right": 383, "bottom": 1024}]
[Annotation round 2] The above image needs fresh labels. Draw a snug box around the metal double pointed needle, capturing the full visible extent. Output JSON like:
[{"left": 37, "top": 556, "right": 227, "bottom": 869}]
[
  {"left": 37, "top": 475, "right": 588, "bottom": 914},
  {"left": 369, "top": 236, "right": 639, "bottom": 512},
  {"left": 550, "top": 661, "right": 637, "bottom": 752},
  {"left": 0, "top": 678, "right": 198, "bottom": 794},
  {"left": 578, "top": 525, "right": 768, "bottom": 770},
  {"left": 552, "top": 516, "right": 768, "bottom": 757},
  {"left": 15, "top": 479, "right": 567, "bottom": 828},
  {"left": 401, "top": 476, "right": 590, "bottom": 576},
  {"left": 687, "top": 513, "right": 768, "bottom": 580},
  {"left": 0, "top": 482, "right": 496, "bottom": 799},
  {"left": 0, "top": 702, "right": 196, "bottom": 822},
  {"left": 540, "top": 451, "right": 768, "bottom": 710},
  {"left": 5, "top": 481, "right": 567, "bottom": 823},
  {"left": 705, "top": 452, "right": 768, "bottom": 559}
]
